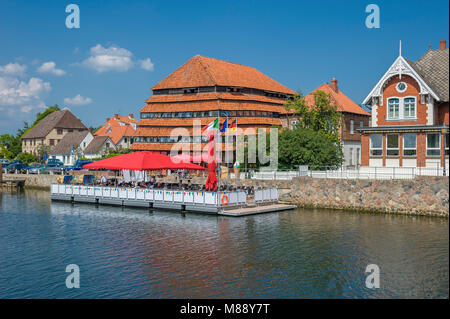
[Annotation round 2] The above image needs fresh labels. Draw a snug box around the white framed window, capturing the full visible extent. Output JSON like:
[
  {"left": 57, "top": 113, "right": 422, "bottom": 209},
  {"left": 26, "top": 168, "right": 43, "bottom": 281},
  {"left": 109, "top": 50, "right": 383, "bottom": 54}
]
[
  {"left": 349, "top": 148, "right": 353, "bottom": 165},
  {"left": 360, "top": 121, "right": 364, "bottom": 128},
  {"left": 350, "top": 120, "right": 354, "bottom": 135},
  {"left": 386, "top": 134, "right": 399, "bottom": 156},
  {"left": 404, "top": 97, "right": 416, "bottom": 119},
  {"left": 388, "top": 98, "right": 400, "bottom": 120},
  {"left": 427, "top": 133, "right": 440, "bottom": 156},
  {"left": 403, "top": 133, "right": 416, "bottom": 156},
  {"left": 370, "top": 134, "right": 383, "bottom": 156}
]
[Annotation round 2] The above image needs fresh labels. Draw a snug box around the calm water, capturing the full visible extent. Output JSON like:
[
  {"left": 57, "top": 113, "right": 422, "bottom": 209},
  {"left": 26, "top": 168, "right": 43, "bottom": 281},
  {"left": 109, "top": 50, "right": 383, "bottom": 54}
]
[{"left": 0, "top": 190, "right": 448, "bottom": 299}]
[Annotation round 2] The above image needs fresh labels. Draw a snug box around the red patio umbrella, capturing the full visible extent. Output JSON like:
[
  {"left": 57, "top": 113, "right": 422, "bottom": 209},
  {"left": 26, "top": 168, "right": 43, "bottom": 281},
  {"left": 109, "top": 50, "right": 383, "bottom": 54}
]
[{"left": 82, "top": 151, "right": 205, "bottom": 171}]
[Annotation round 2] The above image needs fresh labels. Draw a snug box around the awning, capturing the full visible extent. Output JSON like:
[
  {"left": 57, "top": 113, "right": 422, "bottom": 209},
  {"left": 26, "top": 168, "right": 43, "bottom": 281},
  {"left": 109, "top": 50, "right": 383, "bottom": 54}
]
[{"left": 82, "top": 151, "right": 205, "bottom": 171}]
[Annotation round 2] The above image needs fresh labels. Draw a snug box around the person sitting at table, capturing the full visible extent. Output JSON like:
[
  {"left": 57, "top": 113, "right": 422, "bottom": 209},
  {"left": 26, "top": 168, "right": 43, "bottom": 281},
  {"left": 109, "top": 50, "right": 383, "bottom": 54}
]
[{"left": 100, "top": 175, "right": 107, "bottom": 185}]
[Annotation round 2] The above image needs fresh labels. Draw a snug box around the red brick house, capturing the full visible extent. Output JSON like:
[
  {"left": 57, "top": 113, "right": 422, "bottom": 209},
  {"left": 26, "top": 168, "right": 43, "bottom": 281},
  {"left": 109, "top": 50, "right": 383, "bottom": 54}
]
[
  {"left": 304, "top": 79, "right": 370, "bottom": 167},
  {"left": 359, "top": 40, "right": 449, "bottom": 169}
]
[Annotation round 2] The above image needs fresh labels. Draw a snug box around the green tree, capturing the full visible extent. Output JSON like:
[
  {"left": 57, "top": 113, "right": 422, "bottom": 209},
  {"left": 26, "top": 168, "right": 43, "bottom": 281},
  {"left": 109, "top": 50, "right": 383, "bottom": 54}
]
[
  {"left": 284, "top": 90, "right": 342, "bottom": 141},
  {"left": 0, "top": 127, "right": 24, "bottom": 159},
  {"left": 15, "top": 152, "right": 38, "bottom": 163},
  {"left": 278, "top": 128, "right": 343, "bottom": 170},
  {"left": 105, "top": 148, "right": 133, "bottom": 158},
  {"left": 36, "top": 144, "right": 51, "bottom": 162}
]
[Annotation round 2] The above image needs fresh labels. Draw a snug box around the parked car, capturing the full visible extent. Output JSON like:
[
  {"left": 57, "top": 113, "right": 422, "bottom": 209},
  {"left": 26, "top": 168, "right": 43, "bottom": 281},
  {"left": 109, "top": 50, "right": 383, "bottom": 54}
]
[
  {"left": 0, "top": 158, "right": 10, "bottom": 166},
  {"left": 43, "top": 164, "right": 65, "bottom": 174},
  {"left": 65, "top": 159, "right": 93, "bottom": 171},
  {"left": 47, "top": 158, "right": 64, "bottom": 166},
  {"left": 26, "top": 164, "right": 45, "bottom": 174},
  {"left": 3, "top": 163, "right": 30, "bottom": 173}
]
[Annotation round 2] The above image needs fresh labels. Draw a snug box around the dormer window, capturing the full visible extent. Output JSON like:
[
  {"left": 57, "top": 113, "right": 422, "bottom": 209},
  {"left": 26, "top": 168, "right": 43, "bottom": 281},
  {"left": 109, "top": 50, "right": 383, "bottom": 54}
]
[{"left": 396, "top": 82, "right": 407, "bottom": 93}]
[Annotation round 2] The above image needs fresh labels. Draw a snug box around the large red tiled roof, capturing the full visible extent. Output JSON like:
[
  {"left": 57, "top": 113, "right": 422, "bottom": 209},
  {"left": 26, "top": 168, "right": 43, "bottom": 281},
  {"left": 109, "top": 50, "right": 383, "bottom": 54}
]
[
  {"left": 152, "top": 55, "right": 295, "bottom": 95},
  {"left": 304, "top": 83, "right": 370, "bottom": 116},
  {"left": 137, "top": 117, "right": 282, "bottom": 127},
  {"left": 141, "top": 101, "right": 288, "bottom": 113},
  {"left": 134, "top": 124, "right": 274, "bottom": 137},
  {"left": 145, "top": 92, "right": 290, "bottom": 104},
  {"left": 95, "top": 115, "right": 137, "bottom": 144}
]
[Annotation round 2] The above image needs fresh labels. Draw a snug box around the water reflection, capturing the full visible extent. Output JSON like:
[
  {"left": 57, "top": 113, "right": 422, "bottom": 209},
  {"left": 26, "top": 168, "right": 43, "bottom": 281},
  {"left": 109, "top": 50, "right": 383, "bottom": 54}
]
[{"left": 0, "top": 190, "right": 448, "bottom": 298}]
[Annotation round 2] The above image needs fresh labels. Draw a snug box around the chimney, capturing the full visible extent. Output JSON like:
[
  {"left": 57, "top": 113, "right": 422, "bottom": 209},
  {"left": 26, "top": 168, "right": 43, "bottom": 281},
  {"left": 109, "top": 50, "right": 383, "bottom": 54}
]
[
  {"left": 106, "top": 118, "right": 110, "bottom": 122},
  {"left": 128, "top": 113, "right": 134, "bottom": 118},
  {"left": 331, "top": 78, "right": 338, "bottom": 93},
  {"left": 440, "top": 40, "right": 446, "bottom": 50}
]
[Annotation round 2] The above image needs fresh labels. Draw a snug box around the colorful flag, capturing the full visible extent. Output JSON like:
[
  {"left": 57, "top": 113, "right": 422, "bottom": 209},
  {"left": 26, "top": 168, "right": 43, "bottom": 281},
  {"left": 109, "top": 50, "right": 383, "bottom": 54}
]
[
  {"left": 219, "top": 119, "right": 228, "bottom": 133},
  {"left": 229, "top": 120, "right": 237, "bottom": 132},
  {"left": 202, "top": 118, "right": 219, "bottom": 133}
]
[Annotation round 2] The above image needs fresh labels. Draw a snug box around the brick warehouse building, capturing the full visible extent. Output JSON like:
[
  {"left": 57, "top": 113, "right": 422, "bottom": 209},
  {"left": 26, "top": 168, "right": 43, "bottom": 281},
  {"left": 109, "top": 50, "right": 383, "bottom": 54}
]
[
  {"left": 359, "top": 40, "right": 449, "bottom": 169},
  {"left": 304, "top": 78, "right": 370, "bottom": 167},
  {"left": 132, "top": 55, "right": 296, "bottom": 159}
]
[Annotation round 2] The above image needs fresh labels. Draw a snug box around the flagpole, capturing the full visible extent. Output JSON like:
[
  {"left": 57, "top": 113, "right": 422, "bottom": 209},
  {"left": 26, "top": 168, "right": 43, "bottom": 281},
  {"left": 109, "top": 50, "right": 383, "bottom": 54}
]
[
  {"left": 217, "top": 110, "right": 220, "bottom": 191},
  {"left": 226, "top": 115, "right": 229, "bottom": 188},
  {"left": 235, "top": 116, "right": 238, "bottom": 180}
]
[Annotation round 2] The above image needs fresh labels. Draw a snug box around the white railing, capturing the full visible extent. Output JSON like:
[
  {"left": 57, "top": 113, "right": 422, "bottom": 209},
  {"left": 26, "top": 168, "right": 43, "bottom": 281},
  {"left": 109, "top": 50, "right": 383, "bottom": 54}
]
[
  {"left": 234, "top": 165, "right": 449, "bottom": 180},
  {"left": 51, "top": 185, "right": 248, "bottom": 206},
  {"left": 254, "top": 188, "right": 279, "bottom": 202}
]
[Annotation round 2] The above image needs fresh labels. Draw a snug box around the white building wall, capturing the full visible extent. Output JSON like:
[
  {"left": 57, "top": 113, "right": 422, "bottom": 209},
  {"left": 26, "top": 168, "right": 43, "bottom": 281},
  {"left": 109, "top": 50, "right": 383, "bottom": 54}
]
[
  {"left": 426, "top": 98, "right": 434, "bottom": 125},
  {"left": 385, "top": 158, "right": 400, "bottom": 167},
  {"left": 80, "top": 133, "right": 94, "bottom": 151},
  {"left": 342, "top": 141, "right": 362, "bottom": 167},
  {"left": 402, "top": 158, "right": 417, "bottom": 167},
  {"left": 369, "top": 158, "right": 383, "bottom": 167}
]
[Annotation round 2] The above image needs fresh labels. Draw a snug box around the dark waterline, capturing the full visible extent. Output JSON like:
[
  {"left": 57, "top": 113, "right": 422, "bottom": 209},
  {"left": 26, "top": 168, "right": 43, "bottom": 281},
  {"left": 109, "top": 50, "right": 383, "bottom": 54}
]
[{"left": 0, "top": 190, "right": 448, "bottom": 299}]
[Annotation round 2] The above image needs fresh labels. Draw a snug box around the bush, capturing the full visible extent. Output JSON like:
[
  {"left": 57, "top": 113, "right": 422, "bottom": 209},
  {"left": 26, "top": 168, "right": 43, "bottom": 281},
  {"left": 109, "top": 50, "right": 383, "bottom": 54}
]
[
  {"left": 15, "top": 152, "right": 38, "bottom": 164},
  {"left": 278, "top": 128, "right": 343, "bottom": 170}
]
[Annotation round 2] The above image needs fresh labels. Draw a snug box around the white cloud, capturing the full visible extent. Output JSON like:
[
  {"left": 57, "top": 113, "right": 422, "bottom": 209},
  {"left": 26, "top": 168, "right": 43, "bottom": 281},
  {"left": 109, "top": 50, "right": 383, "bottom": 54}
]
[
  {"left": 64, "top": 94, "right": 92, "bottom": 106},
  {"left": 0, "top": 73, "right": 50, "bottom": 128},
  {"left": 0, "top": 76, "right": 51, "bottom": 106},
  {"left": 139, "top": 58, "right": 154, "bottom": 71},
  {"left": 80, "top": 44, "right": 155, "bottom": 73},
  {"left": 0, "top": 63, "right": 27, "bottom": 76},
  {"left": 37, "top": 61, "right": 66, "bottom": 76},
  {"left": 82, "top": 44, "right": 134, "bottom": 72}
]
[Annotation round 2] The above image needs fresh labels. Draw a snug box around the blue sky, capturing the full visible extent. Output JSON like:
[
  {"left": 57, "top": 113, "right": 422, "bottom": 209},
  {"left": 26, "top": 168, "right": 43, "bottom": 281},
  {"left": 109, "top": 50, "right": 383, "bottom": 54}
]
[{"left": 0, "top": 0, "right": 448, "bottom": 133}]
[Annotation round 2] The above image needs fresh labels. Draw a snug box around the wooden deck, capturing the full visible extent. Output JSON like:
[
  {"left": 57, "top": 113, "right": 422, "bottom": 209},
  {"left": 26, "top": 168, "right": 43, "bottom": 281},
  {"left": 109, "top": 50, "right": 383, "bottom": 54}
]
[{"left": 219, "top": 203, "right": 297, "bottom": 216}]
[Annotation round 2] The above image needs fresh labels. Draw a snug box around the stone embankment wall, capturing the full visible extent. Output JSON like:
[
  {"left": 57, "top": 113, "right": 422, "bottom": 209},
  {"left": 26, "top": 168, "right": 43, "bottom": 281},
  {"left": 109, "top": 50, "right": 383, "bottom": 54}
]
[
  {"left": 181, "top": 176, "right": 449, "bottom": 216},
  {"left": 287, "top": 177, "right": 448, "bottom": 217},
  {"left": 3, "top": 174, "right": 59, "bottom": 188}
]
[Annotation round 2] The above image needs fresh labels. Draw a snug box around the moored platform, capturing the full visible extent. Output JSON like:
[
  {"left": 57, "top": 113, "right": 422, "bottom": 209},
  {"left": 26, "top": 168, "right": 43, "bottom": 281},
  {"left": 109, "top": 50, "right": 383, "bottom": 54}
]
[
  {"left": 50, "top": 184, "right": 292, "bottom": 216},
  {"left": 219, "top": 204, "right": 297, "bottom": 216}
]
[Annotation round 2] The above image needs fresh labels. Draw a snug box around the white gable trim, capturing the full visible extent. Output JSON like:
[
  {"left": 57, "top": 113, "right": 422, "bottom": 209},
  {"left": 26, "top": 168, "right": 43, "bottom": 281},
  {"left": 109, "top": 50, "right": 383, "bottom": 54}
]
[{"left": 362, "top": 56, "right": 440, "bottom": 105}]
